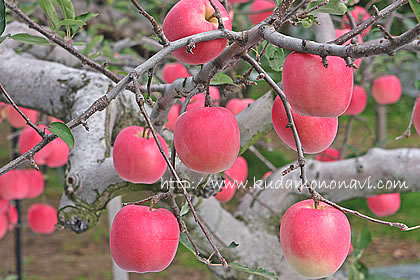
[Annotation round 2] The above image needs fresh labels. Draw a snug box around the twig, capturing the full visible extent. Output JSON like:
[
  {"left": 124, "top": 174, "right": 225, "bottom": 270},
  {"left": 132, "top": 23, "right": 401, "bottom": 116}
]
[
  {"left": 295, "top": 0, "right": 329, "bottom": 19},
  {"left": 396, "top": 95, "right": 419, "bottom": 140},
  {"left": 331, "top": 0, "right": 408, "bottom": 45},
  {"left": 339, "top": 115, "right": 355, "bottom": 159},
  {"left": 130, "top": 0, "right": 170, "bottom": 46},
  {"left": 248, "top": 145, "right": 276, "bottom": 171},
  {"left": 4, "top": 0, "right": 121, "bottom": 84},
  {"left": 377, "top": 24, "right": 394, "bottom": 41},
  {"left": 130, "top": 73, "right": 228, "bottom": 267},
  {"left": 0, "top": 83, "right": 45, "bottom": 136},
  {"left": 122, "top": 193, "right": 169, "bottom": 206},
  {"left": 208, "top": 0, "right": 225, "bottom": 30},
  {"left": 319, "top": 197, "right": 420, "bottom": 231}
]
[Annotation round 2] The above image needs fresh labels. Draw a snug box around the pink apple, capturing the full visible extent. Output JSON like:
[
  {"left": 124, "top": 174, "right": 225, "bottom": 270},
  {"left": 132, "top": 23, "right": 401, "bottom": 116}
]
[
  {"left": 314, "top": 148, "right": 341, "bottom": 162},
  {"left": 216, "top": 156, "right": 248, "bottom": 202},
  {"left": 343, "top": 6, "right": 371, "bottom": 36},
  {"left": 113, "top": 126, "right": 169, "bottom": 184},
  {"left": 7, "top": 204, "right": 18, "bottom": 230},
  {"left": 18, "top": 125, "right": 53, "bottom": 165},
  {"left": 272, "top": 97, "right": 338, "bottom": 154},
  {"left": 335, "top": 29, "right": 363, "bottom": 68},
  {"left": 282, "top": 52, "right": 353, "bottom": 117},
  {"left": 110, "top": 205, "right": 180, "bottom": 273},
  {"left": 0, "top": 170, "right": 29, "bottom": 200},
  {"left": 280, "top": 199, "right": 351, "bottom": 278},
  {"left": 0, "top": 214, "right": 7, "bottom": 240},
  {"left": 162, "top": 0, "right": 232, "bottom": 65},
  {"left": 187, "top": 87, "right": 221, "bottom": 110},
  {"left": 162, "top": 63, "right": 191, "bottom": 84},
  {"left": 0, "top": 200, "right": 8, "bottom": 214},
  {"left": 367, "top": 193, "right": 401, "bottom": 217},
  {"left": 174, "top": 107, "right": 240, "bottom": 173},
  {"left": 165, "top": 104, "right": 182, "bottom": 131},
  {"left": 263, "top": 171, "right": 272, "bottom": 178},
  {"left": 249, "top": 0, "right": 276, "bottom": 25},
  {"left": 27, "top": 203, "right": 57, "bottom": 234},
  {"left": 413, "top": 96, "right": 420, "bottom": 136},
  {"left": 372, "top": 75, "right": 402, "bottom": 105},
  {"left": 343, "top": 85, "right": 367, "bottom": 115},
  {"left": 6, "top": 105, "right": 39, "bottom": 128},
  {"left": 225, "top": 98, "right": 255, "bottom": 115},
  {"left": 22, "top": 169, "right": 45, "bottom": 199}
]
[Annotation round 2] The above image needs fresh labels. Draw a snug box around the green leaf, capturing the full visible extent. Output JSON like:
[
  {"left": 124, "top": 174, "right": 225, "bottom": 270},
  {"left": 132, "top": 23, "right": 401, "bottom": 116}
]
[
  {"left": 179, "top": 233, "right": 195, "bottom": 254},
  {"left": 75, "top": 11, "right": 98, "bottom": 23},
  {"left": 38, "top": 0, "right": 59, "bottom": 30},
  {"left": 56, "top": 0, "right": 75, "bottom": 20},
  {"left": 308, "top": 0, "right": 347, "bottom": 15},
  {"left": 83, "top": 34, "right": 103, "bottom": 55},
  {"left": 11, "top": 33, "right": 50, "bottom": 45},
  {"left": 210, "top": 72, "right": 234, "bottom": 85},
  {"left": 71, "top": 41, "right": 86, "bottom": 46},
  {"left": 180, "top": 201, "right": 189, "bottom": 216},
  {"left": 357, "top": 228, "right": 371, "bottom": 250},
  {"left": 0, "top": 33, "right": 10, "bottom": 44},
  {"left": 48, "top": 122, "right": 74, "bottom": 148},
  {"left": 409, "top": 0, "right": 420, "bottom": 22},
  {"left": 265, "top": 44, "right": 284, "bottom": 72},
  {"left": 88, "top": 51, "right": 102, "bottom": 60},
  {"left": 230, "top": 262, "right": 278, "bottom": 279},
  {"left": 226, "top": 241, "right": 239, "bottom": 249},
  {"left": 57, "top": 19, "right": 86, "bottom": 29},
  {"left": 0, "top": 0, "right": 5, "bottom": 36}
]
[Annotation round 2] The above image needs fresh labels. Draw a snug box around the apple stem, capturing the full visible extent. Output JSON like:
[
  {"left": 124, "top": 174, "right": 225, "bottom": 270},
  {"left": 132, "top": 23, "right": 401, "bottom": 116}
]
[{"left": 208, "top": 0, "right": 225, "bottom": 30}]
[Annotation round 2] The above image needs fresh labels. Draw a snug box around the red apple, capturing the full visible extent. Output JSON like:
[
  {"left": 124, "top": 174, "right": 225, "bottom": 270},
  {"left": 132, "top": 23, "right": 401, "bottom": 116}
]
[
  {"left": 343, "top": 6, "right": 371, "bottom": 36},
  {"left": 174, "top": 107, "right": 240, "bottom": 173},
  {"left": 272, "top": 97, "right": 338, "bottom": 154},
  {"left": 314, "top": 148, "right": 341, "bottom": 162},
  {"left": 282, "top": 52, "right": 353, "bottom": 117},
  {"left": 44, "top": 137, "right": 70, "bottom": 168},
  {"left": 7, "top": 204, "right": 18, "bottom": 230},
  {"left": 187, "top": 86, "right": 221, "bottom": 110},
  {"left": 343, "top": 85, "right": 367, "bottom": 115},
  {"left": 225, "top": 98, "right": 255, "bottom": 115},
  {"left": 113, "top": 126, "right": 169, "bottom": 184},
  {"left": 0, "top": 170, "right": 29, "bottom": 200},
  {"left": 110, "top": 205, "right": 180, "bottom": 273},
  {"left": 6, "top": 105, "right": 39, "bottom": 128},
  {"left": 249, "top": 0, "right": 276, "bottom": 25},
  {"left": 367, "top": 193, "right": 401, "bottom": 217},
  {"left": 0, "top": 214, "right": 7, "bottom": 240},
  {"left": 216, "top": 156, "right": 248, "bottom": 202},
  {"left": 27, "top": 203, "right": 57, "bottom": 234},
  {"left": 335, "top": 29, "right": 363, "bottom": 68},
  {"left": 280, "top": 199, "right": 351, "bottom": 278},
  {"left": 162, "top": 0, "right": 232, "bottom": 65},
  {"left": 413, "top": 96, "right": 420, "bottom": 136},
  {"left": 22, "top": 169, "right": 45, "bottom": 199},
  {"left": 0, "top": 200, "right": 8, "bottom": 214},
  {"left": 162, "top": 63, "right": 191, "bottom": 84},
  {"left": 371, "top": 75, "right": 402, "bottom": 105},
  {"left": 18, "top": 125, "right": 53, "bottom": 165},
  {"left": 165, "top": 104, "right": 182, "bottom": 131}
]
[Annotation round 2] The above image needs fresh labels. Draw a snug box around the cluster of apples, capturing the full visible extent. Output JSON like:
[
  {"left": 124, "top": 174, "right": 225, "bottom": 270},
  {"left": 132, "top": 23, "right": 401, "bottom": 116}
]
[{"left": 0, "top": 170, "right": 58, "bottom": 238}]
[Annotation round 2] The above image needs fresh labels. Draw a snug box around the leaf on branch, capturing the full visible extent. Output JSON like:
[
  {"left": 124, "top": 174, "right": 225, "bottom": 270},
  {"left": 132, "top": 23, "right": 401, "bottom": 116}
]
[
  {"left": 56, "top": 0, "right": 75, "bottom": 21},
  {"left": 57, "top": 19, "right": 86, "bottom": 30},
  {"left": 48, "top": 122, "right": 75, "bottom": 149},
  {"left": 0, "top": 34, "right": 10, "bottom": 44},
  {"left": 211, "top": 72, "right": 234, "bottom": 85},
  {"left": 229, "top": 262, "right": 279, "bottom": 279},
  {"left": 11, "top": 33, "right": 50, "bottom": 45},
  {"left": 39, "top": 0, "right": 60, "bottom": 31},
  {"left": 179, "top": 233, "right": 195, "bottom": 254},
  {"left": 265, "top": 44, "right": 285, "bottom": 72},
  {"left": 75, "top": 11, "right": 98, "bottom": 23},
  {"left": 409, "top": 0, "right": 420, "bottom": 23},
  {"left": 297, "top": 15, "right": 318, "bottom": 28},
  {"left": 308, "top": 0, "right": 347, "bottom": 15},
  {"left": 0, "top": 0, "right": 5, "bottom": 36},
  {"left": 180, "top": 200, "right": 189, "bottom": 216},
  {"left": 83, "top": 35, "right": 104, "bottom": 56},
  {"left": 226, "top": 241, "right": 239, "bottom": 249}
]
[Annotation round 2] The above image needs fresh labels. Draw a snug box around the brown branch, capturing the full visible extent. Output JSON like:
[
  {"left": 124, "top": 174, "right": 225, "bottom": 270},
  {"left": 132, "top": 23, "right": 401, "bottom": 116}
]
[
  {"left": 396, "top": 94, "right": 419, "bottom": 140},
  {"left": 130, "top": 0, "right": 170, "bottom": 46},
  {"left": 0, "top": 83, "right": 45, "bottom": 136},
  {"left": 129, "top": 73, "right": 228, "bottom": 267},
  {"left": 4, "top": 0, "right": 121, "bottom": 84}
]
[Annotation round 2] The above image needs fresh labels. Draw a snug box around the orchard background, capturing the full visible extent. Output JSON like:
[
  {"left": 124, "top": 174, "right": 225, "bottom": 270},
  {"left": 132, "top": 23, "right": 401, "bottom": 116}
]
[{"left": 0, "top": 0, "right": 420, "bottom": 279}]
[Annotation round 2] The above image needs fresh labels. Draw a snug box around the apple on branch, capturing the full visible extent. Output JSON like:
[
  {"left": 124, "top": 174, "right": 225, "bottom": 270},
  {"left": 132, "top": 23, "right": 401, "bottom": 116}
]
[{"left": 371, "top": 75, "right": 402, "bottom": 105}]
